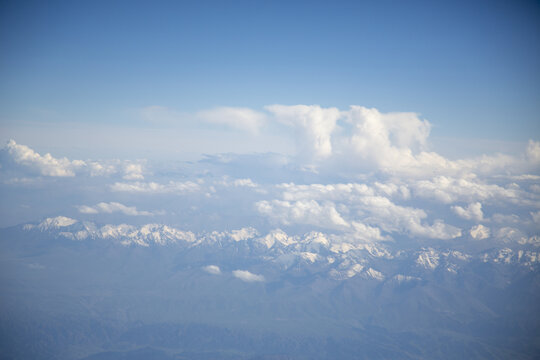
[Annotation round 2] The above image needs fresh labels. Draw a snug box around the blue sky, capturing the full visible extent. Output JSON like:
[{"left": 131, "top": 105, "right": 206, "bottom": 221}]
[{"left": 1, "top": 0, "right": 539, "bottom": 159}]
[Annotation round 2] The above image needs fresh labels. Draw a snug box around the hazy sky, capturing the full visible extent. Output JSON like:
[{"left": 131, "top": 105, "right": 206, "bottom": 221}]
[{"left": 1, "top": 0, "right": 539, "bottom": 159}]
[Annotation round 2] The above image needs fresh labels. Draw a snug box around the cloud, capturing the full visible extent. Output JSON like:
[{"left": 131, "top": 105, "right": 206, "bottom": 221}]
[
  {"left": 266, "top": 104, "right": 340, "bottom": 160},
  {"left": 232, "top": 270, "right": 265, "bottom": 282},
  {"left": 350, "top": 222, "right": 388, "bottom": 243},
  {"left": 531, "top": 210, "right": 540, "bottom": 223},
  {"left": 452, "top": 202, "right": 484, "bottom": 221},
  {"left": 264, "top": 182, "right": 462, "bottom": 240},
  {"left": 123, "top": 163, "right": 144, "bottom": 180},
  {"left": 262, "top": 105, "right": 539, "bottom": 178},
  {"left": 412, "top": 176, "right": 524, "bottom": 205},
  {"left": 344, "top": 106, "right": 431, "bottom": 170},
  {"left": 197, "top": 107, "right": 267, "bottom": 134},
  {"left": 356, "top": 195, "right": 461, "bottom": 240},
  {"left": 3, "top": 140, "right": 151, "bottom": 180},
  {"left": 495, "top": 227, "right": 528, "bottom": 244},
  {"left": 470, "top": 224, "right": 490, "bottom": 240},
  {"left": 217, "top": 177, "right": 258, "bottom": 188},
  {"left": 5, "top": 139, "right": 85, "bottom": 177},
  {"left": 256, "top": 199, "right": 350, "bottom": 230},
  {"left": 88, "top": 161, "right": 117, "bottom": 176},
  {"left": 77, "top": 202, "right": 155, "bottom": 216},
  {"left": 110, "top": 181, "right": 201, "bottom": 194},
  {"left": 203, "top": 265, "right": 221, "bottom": 275},
  {"left": 526, "top": 140, "right": 540, "bottom": 163}
]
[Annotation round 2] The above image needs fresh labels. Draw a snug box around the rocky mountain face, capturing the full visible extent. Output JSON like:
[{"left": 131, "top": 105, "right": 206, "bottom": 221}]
[{"left": 1, "top": 216, "right": 539, "bottom": 359}]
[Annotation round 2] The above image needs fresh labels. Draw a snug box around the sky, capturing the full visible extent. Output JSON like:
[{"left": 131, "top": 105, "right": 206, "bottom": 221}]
[
  {"left": 0, "top": 0, "right": 539, "bottom": 160},
  {"left": 0, "top": 0, "right": 539, "bottom": 238}
]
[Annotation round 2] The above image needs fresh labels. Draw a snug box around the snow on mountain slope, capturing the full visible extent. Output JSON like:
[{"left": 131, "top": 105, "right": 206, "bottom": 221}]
[{"left": 16, "top": 216, "right": 539, "bottom": 284}]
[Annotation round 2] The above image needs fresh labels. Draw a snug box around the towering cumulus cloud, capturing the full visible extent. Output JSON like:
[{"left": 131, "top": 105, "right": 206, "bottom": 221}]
[
  {"left": 266, "top": 104, "right": 341, "bottom": 161},
  {"left": 5, "top": 139, "right": 85, "bottom": 177}
]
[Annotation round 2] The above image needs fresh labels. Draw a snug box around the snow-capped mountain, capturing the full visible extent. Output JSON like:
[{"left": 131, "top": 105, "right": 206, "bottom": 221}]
[
  {"left": 2, "top": 215, "right": 540, "bottom": 360},
  {"left": 17, "top": 216, "right": 540, "bottom": 282}
]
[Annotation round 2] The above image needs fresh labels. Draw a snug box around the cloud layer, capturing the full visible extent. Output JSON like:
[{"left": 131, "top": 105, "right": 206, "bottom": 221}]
[
  {"left": 77, "top": 202, "right": 155, "bottom": 216},
  {"left": 1, "top": 104, "right": 539, "bottom": 250}
]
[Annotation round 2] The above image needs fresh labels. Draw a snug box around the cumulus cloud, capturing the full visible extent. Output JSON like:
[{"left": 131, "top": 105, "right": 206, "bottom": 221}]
[
  {"left": 526, "top": 140, "right": 540, "bottom": 163},
  {"left": 350, "top": 222, "right": 388, "bottom": 243},
  {"left": 123, "top": 163, "right": 144, "bottom": 180},
  {"left": 203, "top": 265, "right": 221, "bottom": 275},
  {"left": 262, "top": 182, "right": 462, "bottom": 240},
  {"left": 217, "top": 177, "right": 258, "bottom": 188},
  {"left": 2, "top": 140, "right": 152, "bottom": 180},
  {"left": 263, "top": 105, "right": 539, "bottom": 178},
  {"left": 77, "top": 202, "right": 155, "bottom": 216},
  {"left": 256, "top": 199, "right": 349, "bottom": 230},
  {"left": 232, "top": 270, "right": 265, "bottom": 282},
  {"left": 266, "top": 104, "right": 340, "bottom": 160},
  {"left": 531, "top": 210, "right": 540, "bottom": 223},
  {"left": 495, "top": 227, "right": 528, "bottom": 244},
  {"left": 357, "top": 195, "right": 461, "bottom": 240},
  {"left": 344, "top": 106, "right": 431, "bottom": 170},
  {"left": 470, "top": 224, "right": 490, "bottom": 240},
  {"left": 110, "top": 181, "right": 200, "bottom": 194},
  {"left": 88, "top": 161, "right": 117, "bottom": 176},
  {"left": 452, "top": 202, "right": 484, "bottom": 221},
  {"left": 412, "top": 176, "right": 524, "bottom": 205},
  {"left": 5, "top": 139, "right": 85, "bottom": 177},
  {"left": 197, "top": 107, "right": 267, "bottom": 134}
]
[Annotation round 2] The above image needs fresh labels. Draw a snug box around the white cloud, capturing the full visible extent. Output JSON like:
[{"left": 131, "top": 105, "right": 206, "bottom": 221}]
[
  {"left": 492, "top": 213, "right": 522, "bottom": 224},
  {"left": 264, "top": 182, "right": 462, "bottom": 240},
  {"left": 350, "top": 222, "right": 388, "bottom": 243},
  {"left": 77, "top": 202, "right": 155, "bottom": 216},
  {"left": 279, "top": 182, "right": 375, "bottom": 202},
  {"left": 5, "top": 139, "right": 85, "bottom": 177},
  {"left": 531, "top": 210, "right": 540, "bottom": 223},
  {"left": 262, "top": 104, "right": 539, "bottom": 178},
  {"left": 123, "top": 163, "right": 144, "bottom": 180},
  {"left": 526, "top": 140, "right": 540, "bottom": 163},
  {"left": 203, "top": 265, "right": 221, "bottom": 275},
  {"left": 197, "top": 107, "right": 267, "bottom": 134},
  {"left": 88, "top": 161, "right": 117, "bottom": 176},
  {"left": 495, "top": 227, "right": 528, "bottom": 244},
  {"left": 232, "top": 178, "right": 257, "bottom": 187},
  {"left": 256, "top": 199, "right": 350, "bottom": 230},
  {"left": 357, "top": 195, "right": 462, "bottom": 240},
  {"left": 110, "top": 180, "right": 200, "bottom": 194},
  {"left": 217, "top": 177, "right": 258, "bottom": 188},
  {"left": 232, "top": 270, "right": 265, "bottom": 282},
  {"left": 344, "top": 106, "right": 431, "bottom": 171},
  {"left": 452, "top": 202, "right": 484, "bottom": 221},
  {"left": 353, "top": 195, "right": 461, "bottom": 240},
  {"left": 470, "top": 224, "right": 490, "bottom": 240},
  {"left": 266, "top": 104, "right": 340, "bottom": 160},
  {"left": 412, "top": 176, "right": 523, "bottom": 204}
]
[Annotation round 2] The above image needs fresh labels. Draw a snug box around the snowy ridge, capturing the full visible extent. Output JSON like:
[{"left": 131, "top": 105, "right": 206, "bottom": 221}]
[{"left": 22, "top": 216, "right": 540, "bottom": 281}]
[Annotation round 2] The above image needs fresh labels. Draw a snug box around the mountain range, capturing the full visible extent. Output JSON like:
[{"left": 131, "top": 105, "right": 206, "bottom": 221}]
[{"left": 1, "top": 216, "right": 539, "bottom": 359}]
